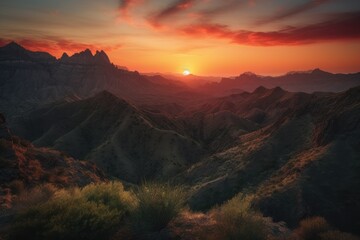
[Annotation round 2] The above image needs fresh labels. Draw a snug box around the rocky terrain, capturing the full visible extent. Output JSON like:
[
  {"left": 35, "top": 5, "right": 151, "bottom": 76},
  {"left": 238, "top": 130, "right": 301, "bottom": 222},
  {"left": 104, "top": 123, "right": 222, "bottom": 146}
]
[
  {"left": 0, "top": 113, "right": 106, "bottom": 209},
  {"left": 10, "top": 91, "right": 202, "bottom": 182},
  {"left": 1, "top": 42, "right": 360, "bottom": 236}
]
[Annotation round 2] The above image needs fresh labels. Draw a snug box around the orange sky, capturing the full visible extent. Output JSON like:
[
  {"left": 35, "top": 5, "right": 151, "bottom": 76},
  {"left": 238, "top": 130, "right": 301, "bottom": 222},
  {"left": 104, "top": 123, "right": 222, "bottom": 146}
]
[{"left": 1, "top": 0, "right": 360, "bottom": 76}]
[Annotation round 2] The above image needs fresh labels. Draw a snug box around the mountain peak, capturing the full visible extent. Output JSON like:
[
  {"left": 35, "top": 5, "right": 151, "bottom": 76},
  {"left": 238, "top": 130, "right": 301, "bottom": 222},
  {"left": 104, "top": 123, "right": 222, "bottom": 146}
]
[
  {"left": 3, "top": 41, "right": 24, "bottom": 50},
  {"left": 253, "top": 86, "right": 268, "bottom": 94},
  {"left": 60, "top": 52, "right": 69, "bottom": 60},
  {"left": 240, "top": 71, "right": 258, "bottom": 77},
  {"left": 311, "top": 68, "right": 329, "bottom": 75},
  {"left": 61, "top": 49, "right": 111, "bottom": 65},
  {"left": 94, "top": 50, "right": 110, "bottom": 64}
]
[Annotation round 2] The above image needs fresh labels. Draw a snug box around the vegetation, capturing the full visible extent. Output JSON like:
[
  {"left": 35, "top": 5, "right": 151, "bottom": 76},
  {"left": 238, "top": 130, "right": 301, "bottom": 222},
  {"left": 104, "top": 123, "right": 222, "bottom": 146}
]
[
  {"left": 5, "top": 183, "right": 360, "bottom": 240},
  {"left": 293, "top": 217, "right": 360, "bottom": 240},
  {"left": 294, "top": 217, "right": 331, "bottom": 240},
  {"left": 130, "top": 182, "right": 186, "bottom": 233},
  {"left": 202, "top": 193, "right": 270, "bottom": 240},
  {"left": 9, "top": 182, "right": 136, "bottom": 240}
]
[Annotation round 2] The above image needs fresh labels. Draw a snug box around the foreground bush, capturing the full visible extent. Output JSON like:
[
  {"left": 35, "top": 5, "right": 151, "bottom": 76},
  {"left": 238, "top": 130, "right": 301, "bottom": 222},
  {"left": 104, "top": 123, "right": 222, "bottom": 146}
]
[
  {"left": 294, "top": 217, "right": 331, "bottom": 240},
  {"left": 205, "top": 193, "right": 269, "bottom": 240},
  {"left": 9, "top": 182, "right": 136, "bottom": 240},
  {"left": 293, "top": 217, "right": 360, "bottom": 240},
  {"left": 130, "top": 182, "right": 186, "bottom": 233}
]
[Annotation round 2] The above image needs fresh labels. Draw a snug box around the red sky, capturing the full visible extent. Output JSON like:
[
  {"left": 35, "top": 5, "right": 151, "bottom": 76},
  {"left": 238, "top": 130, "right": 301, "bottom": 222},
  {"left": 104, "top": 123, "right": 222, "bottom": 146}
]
[{"left": 1, "top": 0, "right": 360, "bottom": 76}]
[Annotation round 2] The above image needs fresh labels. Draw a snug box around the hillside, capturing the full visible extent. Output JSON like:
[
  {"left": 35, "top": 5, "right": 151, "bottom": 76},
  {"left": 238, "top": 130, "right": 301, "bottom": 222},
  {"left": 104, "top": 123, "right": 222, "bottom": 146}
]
[
  {"left": 0, "top": 113, "right": 106, "bottom": 208},
  {"left": 11, "top": 91, "right": 203, "bottom": 182},
  {"left": 175, "top": 86, "right": 360, "bottom": 234}
]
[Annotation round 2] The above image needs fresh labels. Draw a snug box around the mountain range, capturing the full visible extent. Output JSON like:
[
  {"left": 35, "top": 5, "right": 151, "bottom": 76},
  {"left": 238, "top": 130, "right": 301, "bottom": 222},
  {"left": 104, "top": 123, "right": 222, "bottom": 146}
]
[{"left": 0, "top": 42, "right": 360, "bottom": 235}]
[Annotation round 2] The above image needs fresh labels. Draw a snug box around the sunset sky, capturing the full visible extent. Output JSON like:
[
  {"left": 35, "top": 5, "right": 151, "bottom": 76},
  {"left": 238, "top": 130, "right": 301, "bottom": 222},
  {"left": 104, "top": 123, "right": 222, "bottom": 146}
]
[{"left": 1, "top": 0, "right": 360, "bottom": 76}]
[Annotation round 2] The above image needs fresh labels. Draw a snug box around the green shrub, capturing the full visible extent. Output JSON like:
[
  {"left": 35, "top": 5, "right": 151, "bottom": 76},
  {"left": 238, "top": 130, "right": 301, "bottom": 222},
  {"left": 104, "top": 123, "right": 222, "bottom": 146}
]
[
  {"left": 205, "top": 193, "right": 269, "bottom": 240},
  {"left": 130, "top": 182, "right": 186, "bottom": 233},
  {"left": 10, "top": 182, "right": 136, "bottom": 240},
  {"left": 81, "top": 182, "right": 137, "bottom": 213},
  {"left": 294, "top": 217, "right": 332, "bottom": 240}
]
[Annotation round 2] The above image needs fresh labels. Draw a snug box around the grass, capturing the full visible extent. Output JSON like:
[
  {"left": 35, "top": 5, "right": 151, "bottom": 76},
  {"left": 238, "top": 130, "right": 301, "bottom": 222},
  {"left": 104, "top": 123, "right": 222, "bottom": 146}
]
[{"left": 130, "top": 182, "right": 187, "bottom": 233}]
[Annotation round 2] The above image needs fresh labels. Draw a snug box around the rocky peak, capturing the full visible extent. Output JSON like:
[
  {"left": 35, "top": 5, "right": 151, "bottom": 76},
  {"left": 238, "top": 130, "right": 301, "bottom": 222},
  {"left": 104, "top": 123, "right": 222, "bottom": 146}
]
[
  {"left": 60, "top": 49, "right": 111, "bottom": 65},
  {"left": 60, "top": 52, "right": 69, "bottom": 61},
  {"left": 94, "top": 50, "right": 110, "bottom": 65},
  {"left": 3, "top": 41, "right": 24, "bottom": 51}
]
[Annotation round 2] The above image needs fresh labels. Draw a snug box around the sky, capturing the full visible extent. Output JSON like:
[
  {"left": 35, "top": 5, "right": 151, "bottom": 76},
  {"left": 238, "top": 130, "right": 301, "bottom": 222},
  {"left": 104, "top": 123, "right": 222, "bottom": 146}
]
[{"left": 0, "top": 0, "right": 360, "bottom": 76}]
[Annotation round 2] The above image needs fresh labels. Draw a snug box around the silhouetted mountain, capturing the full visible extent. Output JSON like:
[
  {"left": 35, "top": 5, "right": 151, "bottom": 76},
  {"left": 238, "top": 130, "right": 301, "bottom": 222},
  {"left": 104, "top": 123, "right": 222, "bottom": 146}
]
[
  {"left": 203, "top": 69, "right": 360, "bottom": 94},
  {"left": 0, "top": 41, "right": 56, "bottom": 62},
  {"left": 0, "top": 42, "right": 193, "bottom": 119},
  {"left": 60, "top": 49, "right": 111, "bottom": 65},
  {"left": 11, "top": 91, "right": 203, "bottom": 182}
]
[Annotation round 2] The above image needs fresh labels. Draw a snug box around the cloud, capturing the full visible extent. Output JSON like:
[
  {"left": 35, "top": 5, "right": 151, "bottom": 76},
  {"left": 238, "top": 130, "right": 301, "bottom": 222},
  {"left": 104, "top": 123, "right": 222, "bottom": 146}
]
[
  {"left": 148, "top": 0, "right": 197, "bottom": 27},
  {"left": 118, "top": 0, "right": 143, "bottom": 21},
  {"left": 199, "top": 0, "right": 246, "bottom": 19},
  {"left": 178, "top": 11, "right": 360, "bottom": 46},
  {"left": 255, "top": 0, "right": 331, "bottom": 25}
]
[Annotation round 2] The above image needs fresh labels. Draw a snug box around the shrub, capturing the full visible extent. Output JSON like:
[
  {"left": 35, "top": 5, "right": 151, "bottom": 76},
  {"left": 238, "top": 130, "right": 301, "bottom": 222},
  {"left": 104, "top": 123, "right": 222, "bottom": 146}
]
[
  {"left": 294, "top": 217, "right": 332, "bottom": 240},
  {"left": 80, "top": 182, "right": 137, "bottom": 213},
  {"left": 204, "top": 193, "right": 269, "bottom": 240},
  {"left": 9, "top": 181, "right": 136, "bottom": 240},
  {"left": 13, "top": 183, "right": 58, "bottom": 210},
  {"left": 130, "top": 182, "right": 186, "bottom": 233}
]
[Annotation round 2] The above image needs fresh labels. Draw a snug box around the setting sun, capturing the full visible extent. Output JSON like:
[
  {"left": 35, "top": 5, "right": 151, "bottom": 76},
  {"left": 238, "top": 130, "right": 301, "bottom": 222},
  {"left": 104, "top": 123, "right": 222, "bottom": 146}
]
[{"left": 183, "top": 69, "right": 191, "bottom": 76}]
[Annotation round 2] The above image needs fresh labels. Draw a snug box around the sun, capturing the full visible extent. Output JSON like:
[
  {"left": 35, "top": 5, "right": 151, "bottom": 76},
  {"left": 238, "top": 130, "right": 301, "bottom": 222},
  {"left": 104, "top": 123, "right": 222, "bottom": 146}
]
[{"left": 183, "top": 69, "right": 191, "bottom": 76}]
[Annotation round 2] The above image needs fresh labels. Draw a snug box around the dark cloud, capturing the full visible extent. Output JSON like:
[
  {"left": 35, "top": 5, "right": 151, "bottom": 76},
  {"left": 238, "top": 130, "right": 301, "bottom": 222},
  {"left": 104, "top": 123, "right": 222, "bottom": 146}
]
[
  {"left": 149, "top": 0, "right": 196, "bottom": 27},
  {"left": 255, "top": 0, "right": 331, "bottom": 25},
  {"left": 199, "top": 0, "right": 246, "bottom": 19},
  {"left": 178, "top": 11, "right": 360, "bottom": 46}
]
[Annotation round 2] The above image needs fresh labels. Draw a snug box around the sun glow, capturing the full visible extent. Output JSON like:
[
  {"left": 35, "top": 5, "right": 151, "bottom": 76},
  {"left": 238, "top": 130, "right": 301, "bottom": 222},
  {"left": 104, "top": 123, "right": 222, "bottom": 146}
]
[{"left": 183, "top": 69, "right": 191, "bottom": 76}]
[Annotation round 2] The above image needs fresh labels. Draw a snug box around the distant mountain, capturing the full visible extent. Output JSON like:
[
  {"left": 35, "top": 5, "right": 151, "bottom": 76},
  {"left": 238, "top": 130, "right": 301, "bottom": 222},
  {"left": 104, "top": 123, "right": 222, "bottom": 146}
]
[
  {"left": 0, "top": 41, "right": 56, "bottom": 62},
  {"left": 11, "top": 91, "right": 203, "bottom": 182},
  {"left": 0, "top": 42, "right": 192, "bottom": 119},
  {"left": 175, "top": 86, "right": 360, "bottom": 234},
  {"left": 203, "top": 68, "right": 360, "bottom": 94},
  {"left": 0, "top": 113, "right": 105, "bottom": 205}
]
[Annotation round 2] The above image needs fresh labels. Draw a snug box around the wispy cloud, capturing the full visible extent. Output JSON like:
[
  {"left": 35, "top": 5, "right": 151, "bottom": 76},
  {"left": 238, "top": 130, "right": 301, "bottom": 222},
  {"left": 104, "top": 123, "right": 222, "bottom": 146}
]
[
  {"left": 148, "top": 0, "right": 197, "bottom": 27},
  {"left": 178, "top": 11, "right": 360, "bottom": 46},
  {"left": 255, "top": 0, "right": 331, "bottom": 25},
  {"left": 199, "top": 0, "right": 246, "bottom": 19}
]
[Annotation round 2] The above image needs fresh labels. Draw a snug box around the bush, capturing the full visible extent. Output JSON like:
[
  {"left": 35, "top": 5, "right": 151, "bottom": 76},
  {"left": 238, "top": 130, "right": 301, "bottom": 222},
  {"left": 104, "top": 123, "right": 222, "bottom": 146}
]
[
  {"left": 13, "top": 184, "right": 58, "bottom": 210},
  {"left": 294, "top": 217, "right": 332, "bottom": 240},
  {"left": 130, "top": 182, "right": 186, "bottom": 233},
  {"left": 204, "top": 193, "right": 269, "bottom": 240},
  {"left": 80, "top": 182, "right": 137, "bottom": 213},
  {"left": 9, "top": 182, "right": 136, "bottom": 240}
]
